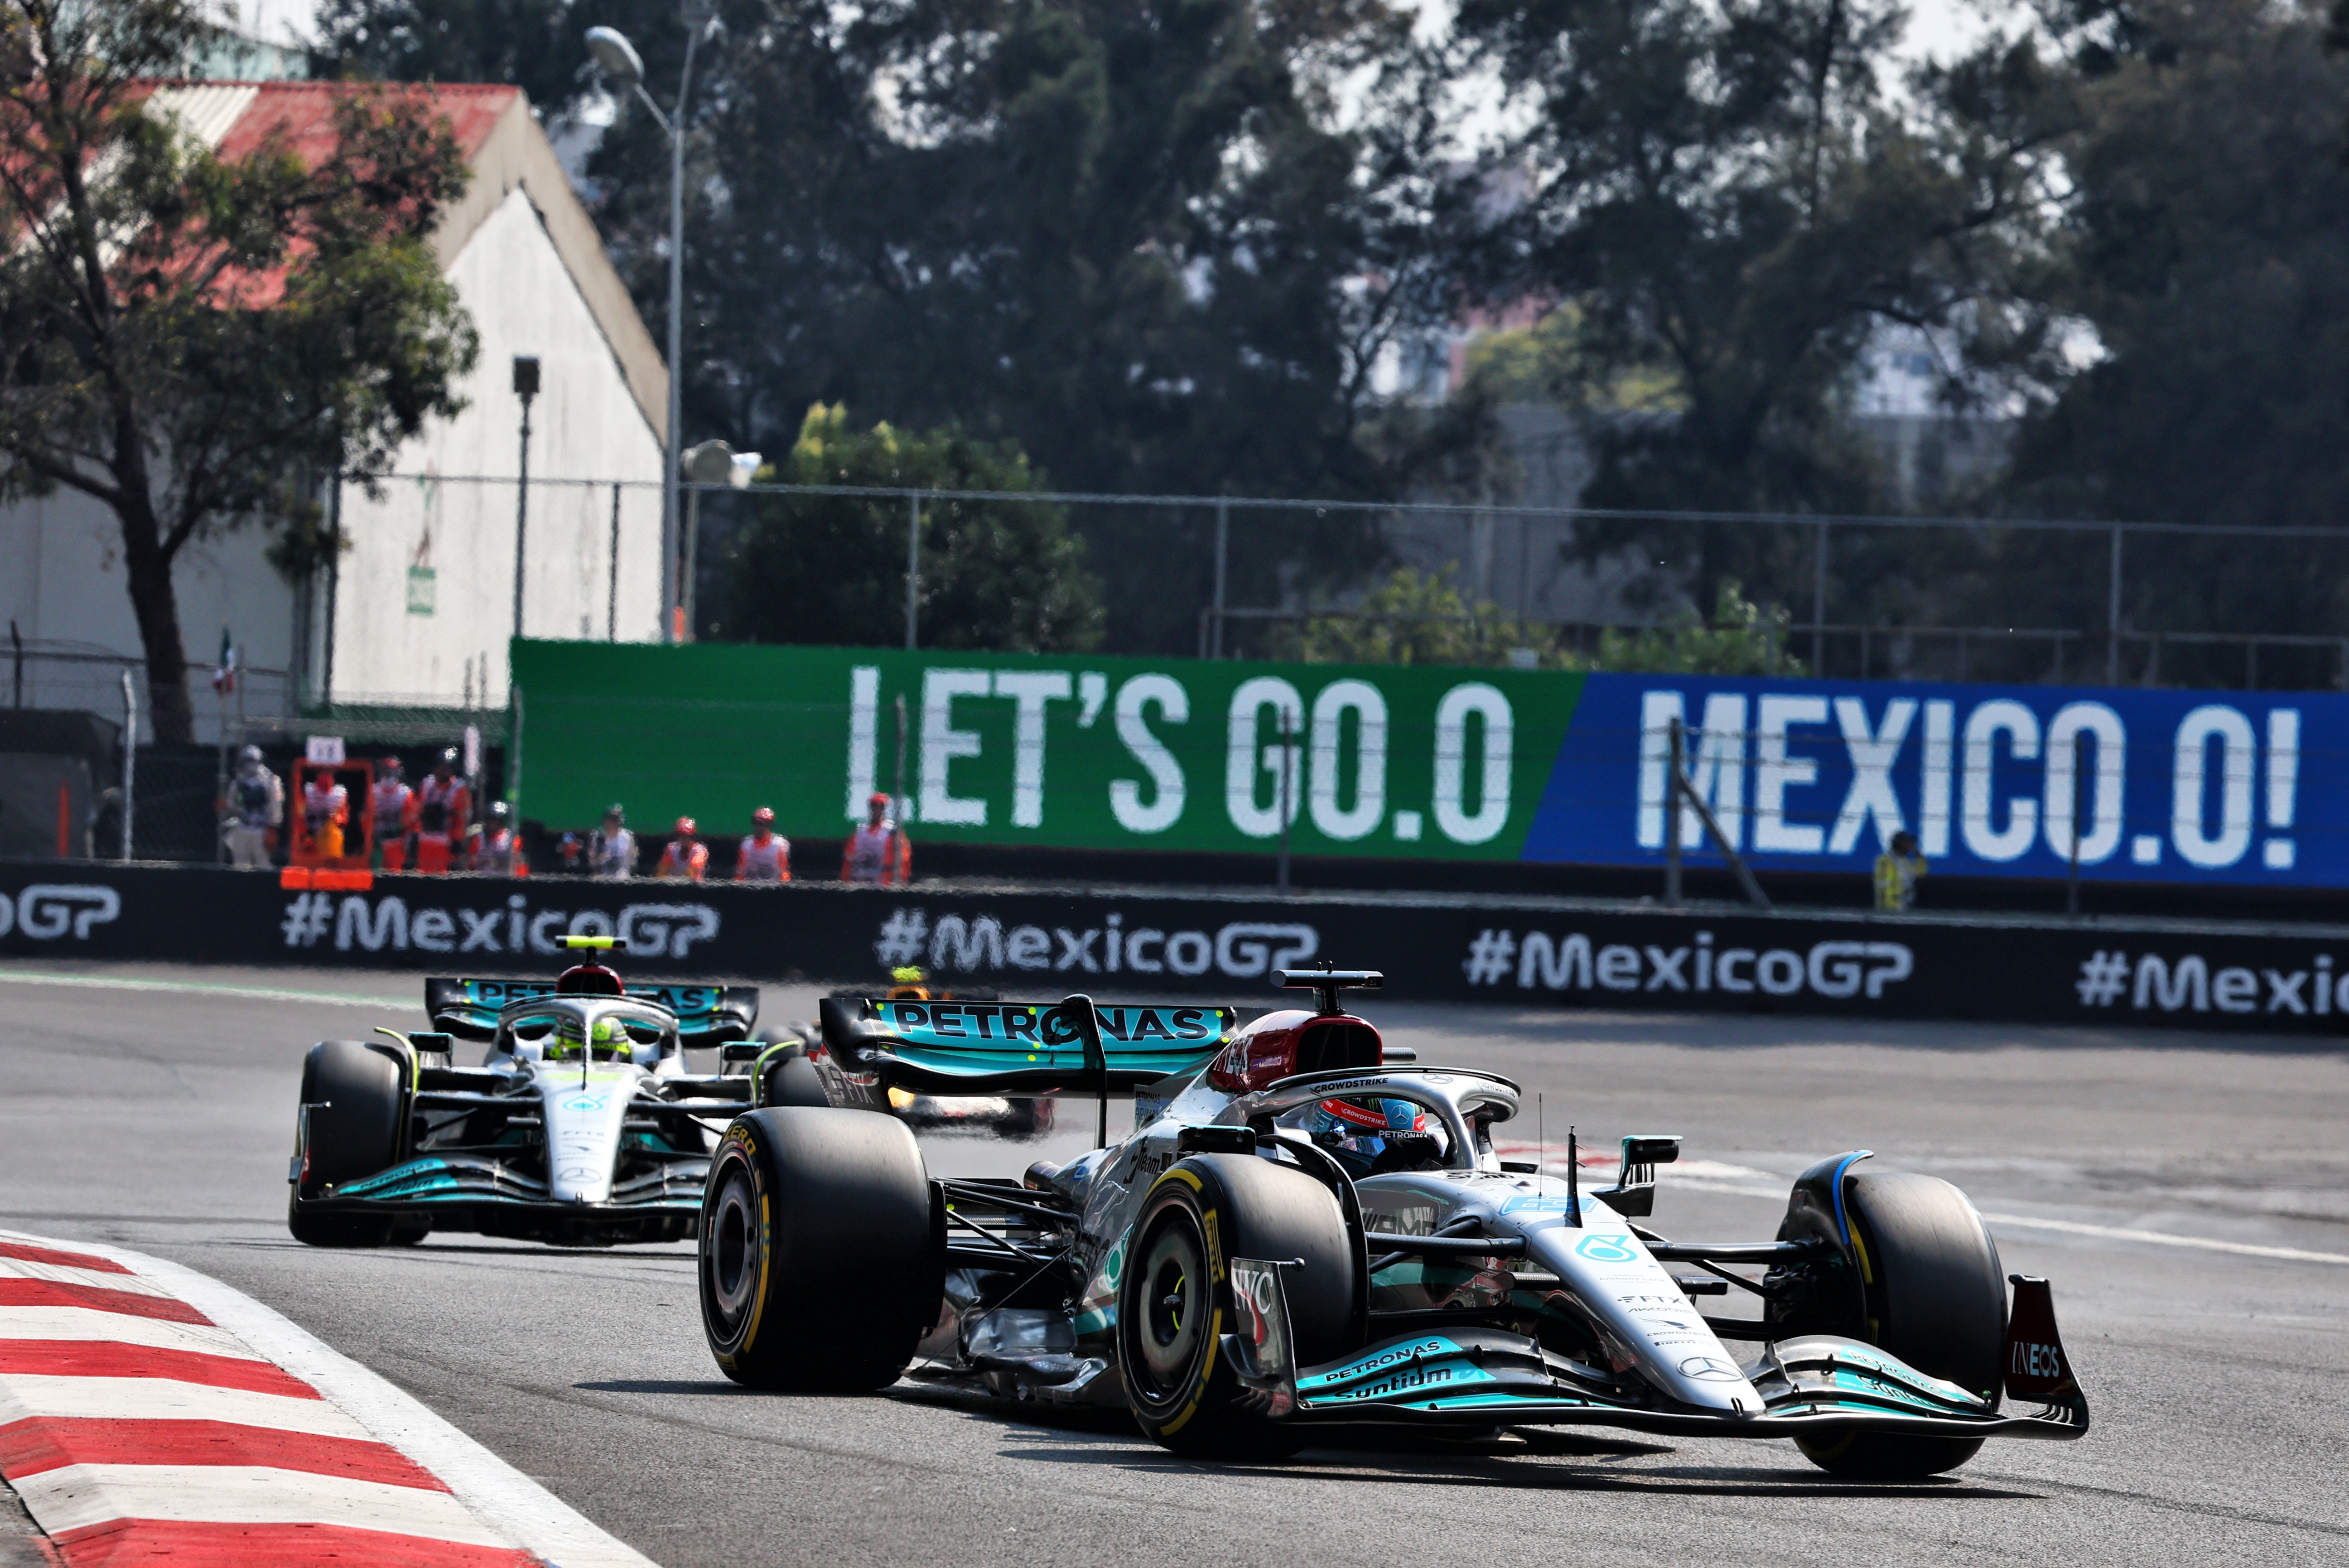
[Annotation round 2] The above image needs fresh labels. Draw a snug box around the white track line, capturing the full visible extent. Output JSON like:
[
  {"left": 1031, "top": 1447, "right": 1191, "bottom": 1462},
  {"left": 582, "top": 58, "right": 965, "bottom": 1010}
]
[
  {"left": 0, "top": 970, "right": 408, "bottom": 1009},
  {"left": 1650, "top": 1173, "right": 2349, "bottom": 1267},
  {"left": 17, "top": 1235, "right": 656, "bottom": 1568}
]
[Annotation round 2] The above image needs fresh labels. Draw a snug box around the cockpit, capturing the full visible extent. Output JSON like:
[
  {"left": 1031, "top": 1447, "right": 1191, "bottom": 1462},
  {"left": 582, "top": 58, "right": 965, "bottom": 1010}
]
[{"left": 498, "top": 998, "right": 677, "bottom": 1065}]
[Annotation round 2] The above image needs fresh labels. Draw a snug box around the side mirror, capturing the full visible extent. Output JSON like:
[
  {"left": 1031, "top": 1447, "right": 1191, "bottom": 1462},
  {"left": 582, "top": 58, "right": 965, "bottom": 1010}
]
[{"left": 1597, "top": 1133, "right": 1681, "bottom": 1217}]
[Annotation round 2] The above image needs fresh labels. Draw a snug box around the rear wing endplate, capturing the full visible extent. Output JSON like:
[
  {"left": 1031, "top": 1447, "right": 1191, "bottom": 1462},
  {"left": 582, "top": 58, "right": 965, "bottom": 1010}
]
[
  {"left": 424, "top": 977, "right": 758, "bottom": 1043},
  {"left": 819, "top": 996, "right": 1234, "bottom": 1095}
]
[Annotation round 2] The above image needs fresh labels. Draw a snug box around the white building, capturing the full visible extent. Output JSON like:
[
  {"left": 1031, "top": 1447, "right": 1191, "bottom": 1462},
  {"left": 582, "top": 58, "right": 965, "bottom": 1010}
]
[{"left": 0, "top": 82, "right": 668, "bottom": 738}]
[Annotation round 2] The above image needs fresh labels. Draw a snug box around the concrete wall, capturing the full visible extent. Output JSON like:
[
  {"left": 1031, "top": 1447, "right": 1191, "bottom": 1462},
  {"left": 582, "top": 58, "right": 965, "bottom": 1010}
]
[{"left": 326, "top": 184, "right": 664, "bottom": 709}]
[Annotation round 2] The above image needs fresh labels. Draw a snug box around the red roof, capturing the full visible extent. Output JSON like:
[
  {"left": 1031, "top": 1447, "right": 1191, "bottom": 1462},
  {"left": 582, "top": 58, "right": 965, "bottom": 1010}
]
[{"left": 128, "top": 81, "right": 524, "bottom": 308}]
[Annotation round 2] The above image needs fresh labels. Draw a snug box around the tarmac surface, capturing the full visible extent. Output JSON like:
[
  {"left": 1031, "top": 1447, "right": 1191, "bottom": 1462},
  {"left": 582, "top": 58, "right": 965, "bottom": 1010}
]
[{"left": 2, "top": 957, "right": 2346, "bottom": 1567}]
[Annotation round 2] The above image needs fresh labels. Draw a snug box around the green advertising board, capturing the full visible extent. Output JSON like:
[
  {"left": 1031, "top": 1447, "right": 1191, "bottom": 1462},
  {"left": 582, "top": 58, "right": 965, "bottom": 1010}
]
[{"left": 510, "top": 640, "right": 1586, "bottom": 860}]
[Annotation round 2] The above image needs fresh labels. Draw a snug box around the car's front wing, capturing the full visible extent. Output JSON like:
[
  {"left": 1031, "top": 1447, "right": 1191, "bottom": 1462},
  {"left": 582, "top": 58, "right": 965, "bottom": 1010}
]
[
  {"left": 1225, "top": 1319, "right": 2089, "bottom": 1443},
  {"left": 293, "top": 1153, "right": 708, "bottom": 1240}
]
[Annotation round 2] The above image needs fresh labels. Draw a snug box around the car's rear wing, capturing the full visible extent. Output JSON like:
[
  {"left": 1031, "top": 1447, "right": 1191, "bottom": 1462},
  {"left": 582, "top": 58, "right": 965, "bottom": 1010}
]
[
  {"left": 818, "top": 995, "right": 1234, "bottom": 1095},
  {"left": 424, "top": 977, "right": 759, "bottom": 1044}
]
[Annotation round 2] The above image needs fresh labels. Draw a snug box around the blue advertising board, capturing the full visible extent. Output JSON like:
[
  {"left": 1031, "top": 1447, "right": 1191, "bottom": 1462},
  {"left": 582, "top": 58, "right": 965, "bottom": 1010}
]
[{"left": 1524, "top": 675, "right": 2340, "bottom": 887}]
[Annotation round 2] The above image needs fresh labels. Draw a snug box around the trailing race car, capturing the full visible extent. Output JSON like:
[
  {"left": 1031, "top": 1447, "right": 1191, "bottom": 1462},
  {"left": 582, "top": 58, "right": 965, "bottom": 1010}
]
[
  {"left": 288, "top": 936, "right": 772, "bottom": 1247},
  {"left": 752, "top": 968, "right": 1054, "bottom": 1138},
  {"left": 695, "top": 968, "right": 2089, "bottom": 1477}
]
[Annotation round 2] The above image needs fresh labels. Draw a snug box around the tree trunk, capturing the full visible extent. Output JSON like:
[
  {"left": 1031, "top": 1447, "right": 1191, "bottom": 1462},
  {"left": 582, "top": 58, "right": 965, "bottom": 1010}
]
[{"left": 115, "top": 488, "right": 196, "bottom": 747}]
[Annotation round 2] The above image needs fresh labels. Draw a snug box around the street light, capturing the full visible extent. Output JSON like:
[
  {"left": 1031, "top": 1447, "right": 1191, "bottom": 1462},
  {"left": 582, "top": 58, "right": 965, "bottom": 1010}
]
[
  {"left": 511, "top": 354, "right": 539, "bottom": 646},
  {"left": 586, "top": 8, "right": 717, "bottom": 645},
  {"left": 679, "top": 439, "right": 761, "bottom": 640}
]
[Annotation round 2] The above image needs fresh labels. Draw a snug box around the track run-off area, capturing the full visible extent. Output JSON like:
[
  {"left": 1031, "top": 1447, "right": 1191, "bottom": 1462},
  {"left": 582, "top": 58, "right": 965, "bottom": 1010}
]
[{"left": 2, "top": 958, "right": 2345, "bottom": 1567}]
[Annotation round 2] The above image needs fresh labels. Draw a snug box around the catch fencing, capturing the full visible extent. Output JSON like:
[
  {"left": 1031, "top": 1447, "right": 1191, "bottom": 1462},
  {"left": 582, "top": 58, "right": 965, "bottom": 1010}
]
[{"left": 384, "top": 472, "right": 2349, "bottom": 693}]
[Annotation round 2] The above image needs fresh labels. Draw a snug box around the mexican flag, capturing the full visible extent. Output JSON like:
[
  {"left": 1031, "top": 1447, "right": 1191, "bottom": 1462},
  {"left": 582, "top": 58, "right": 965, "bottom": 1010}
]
[{"left": 210, "top": 627, "right": 236, "bottom": 696}]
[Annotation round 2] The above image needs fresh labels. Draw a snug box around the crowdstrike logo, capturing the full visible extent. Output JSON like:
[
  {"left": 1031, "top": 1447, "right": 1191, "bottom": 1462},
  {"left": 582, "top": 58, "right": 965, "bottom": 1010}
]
[{"left": 0, "top": 884, "right": 121, "bottom": 941}]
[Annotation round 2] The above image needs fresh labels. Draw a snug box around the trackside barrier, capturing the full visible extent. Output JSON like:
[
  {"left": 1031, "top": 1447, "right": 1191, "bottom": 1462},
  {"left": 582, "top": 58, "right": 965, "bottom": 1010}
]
[{"left": 2, "top": 863, "right": 2345, "bottom": 1035}]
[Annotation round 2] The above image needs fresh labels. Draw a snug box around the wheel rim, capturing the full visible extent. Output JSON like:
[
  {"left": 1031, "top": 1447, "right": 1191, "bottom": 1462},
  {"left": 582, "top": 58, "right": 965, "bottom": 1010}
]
[
  {"left": 702, "top": 1162, "right": 760, "bottom": 1341},
  {"left": 1131, "top": 1211, "right": 1208, "bottom": 1399}
]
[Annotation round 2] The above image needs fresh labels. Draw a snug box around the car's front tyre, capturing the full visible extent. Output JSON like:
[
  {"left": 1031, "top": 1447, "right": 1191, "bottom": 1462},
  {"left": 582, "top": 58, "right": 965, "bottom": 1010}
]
[
  {"left": 699, "top": 1107, "right": 941, "bottom": 1390},
  {"left": 1116, "top": 1153, "right": 1358, "bottom": 1460},
  {"left": 287, "top": 1040, "right": 403, "bottom": 1248},
  {"left": 1789, "top": 1171, "right": 2006, "bottom": 1479}
]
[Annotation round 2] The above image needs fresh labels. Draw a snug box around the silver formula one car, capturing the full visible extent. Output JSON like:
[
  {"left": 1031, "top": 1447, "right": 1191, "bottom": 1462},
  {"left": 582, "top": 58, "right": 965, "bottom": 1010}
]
[
  {"left": 287, "top": 937, "right": 768, "bottom": 1247},
  {"left": 695, "top": 968, "right": 2087, "bottom": 1478}
]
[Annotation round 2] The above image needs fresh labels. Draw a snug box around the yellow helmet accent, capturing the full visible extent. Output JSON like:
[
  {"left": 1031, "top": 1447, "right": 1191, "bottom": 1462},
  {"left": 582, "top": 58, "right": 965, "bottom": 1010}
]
[
  {"left": 592, "top": 1015, "right": 629, "bottom": 1044},
  {"left": 561, "top": 934, "right": 619, "bottom": 950},
  {"left": 891, "top": 966, "right": 925, "bottom": 984}
]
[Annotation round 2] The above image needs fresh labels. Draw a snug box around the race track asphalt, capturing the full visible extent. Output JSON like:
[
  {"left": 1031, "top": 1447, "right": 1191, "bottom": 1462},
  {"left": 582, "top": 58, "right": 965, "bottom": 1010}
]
[{"left": 2, "top": 956, "right": 2345, "bottom": 1567}]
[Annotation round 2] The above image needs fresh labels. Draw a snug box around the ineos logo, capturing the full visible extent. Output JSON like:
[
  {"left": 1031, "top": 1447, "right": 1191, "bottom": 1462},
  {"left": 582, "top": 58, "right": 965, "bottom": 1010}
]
[
  {"left": 2011, "top": 1341, "right": 2063, "bottom": 1378},
  {"left": 0, "top": 885, "right": 122, "bottom": 941}
]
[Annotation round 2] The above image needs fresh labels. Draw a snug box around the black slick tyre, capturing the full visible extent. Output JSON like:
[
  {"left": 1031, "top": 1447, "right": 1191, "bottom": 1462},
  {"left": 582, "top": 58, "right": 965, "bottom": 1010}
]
[
  {"left": 287, "top": 1041, "right": 404, "bottom": 1248},
  {"left": 1795, "top": 1171, "right": 2006, "bottom": 1479},
  {"left": 1115, "top": 1154, "right": 1358, "bottom": 1460},
  {"left": 699, "top": 1107, "right": 941, "bottom": 1390},
  {"left": 761, "top": 1052, "right": 830, "bottom": 1109}
]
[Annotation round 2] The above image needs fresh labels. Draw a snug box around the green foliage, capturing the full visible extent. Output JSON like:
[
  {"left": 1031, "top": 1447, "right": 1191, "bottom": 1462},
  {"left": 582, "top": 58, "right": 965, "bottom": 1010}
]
[
  {"left": 1981, "top": 0, "right": 2349, "bottom": 671},
  {"left": 322, "top": 0, "right": 1469, "bottom": 655},
  {"left": 1268, "top": 568, "right": 1563, "bottom": 669},
  {"left": 1591, "top": 580, "right": 1803, "bottom": 677},
  {"left": 719, "top": 405, "right": 1103, "bottom": 652},
  {"left": 1266, "top": 568, "right": 1799, "bottom": 675},
  {"left": 0, "top": 0, "right": 477, "bottom": 741},
  {"left": 1454, "top": 0, "right": 2063, "bottom": 615}
]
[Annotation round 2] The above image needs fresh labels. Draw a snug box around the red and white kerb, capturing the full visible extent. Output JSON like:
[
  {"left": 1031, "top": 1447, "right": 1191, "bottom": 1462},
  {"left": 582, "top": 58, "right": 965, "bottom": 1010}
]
[{"left": 0, "top": 1235, "right": 539, "bottom": 1566}]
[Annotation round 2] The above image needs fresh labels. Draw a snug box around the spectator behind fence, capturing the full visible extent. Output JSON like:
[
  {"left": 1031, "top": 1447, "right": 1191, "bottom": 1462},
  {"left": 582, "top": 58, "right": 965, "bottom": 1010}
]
[
  {"left": 222, "top": 745, "right": 282, "bottom": 868},
  {"left": 1875, "top": 830, "right": 1926, "bottom": 912},
  {"left": 411, "top": 748, "right": 471, "bottom": 874},
  {"left": 472, "top": 801, "right": 527, "bottom": 875},
  {"left": 657, "top": 816, "right": 710, "bottom": 880},
  {"left": 370, "top": 756, "right": 412, "bottom": 870},
  {"left": 587, "top": 805, "right": 636, "bottom": 879},
  {"left": 841, "top": 791, "right": 911, "bottom": 885},
  {"left": 735, "top": 806, "right": 790, "bottom": 882},
  {"left": 301, "top": 769, "right": 349, "bottom": 860}
]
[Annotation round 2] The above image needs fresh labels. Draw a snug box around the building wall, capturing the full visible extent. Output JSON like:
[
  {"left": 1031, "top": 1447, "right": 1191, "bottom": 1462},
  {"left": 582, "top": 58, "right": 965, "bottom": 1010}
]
[
  {"left": 328, "top": 185, "right": 665, "bottom": 709},
  {"left": 0, "top": 485, "right": 300, "bottom": 743}
]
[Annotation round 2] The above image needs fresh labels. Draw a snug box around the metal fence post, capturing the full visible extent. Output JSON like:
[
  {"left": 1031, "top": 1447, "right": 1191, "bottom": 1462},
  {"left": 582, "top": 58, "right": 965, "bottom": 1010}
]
[
  {"left": 1276, "top": 707, "right": 1294, "bottom": 897},
  {"left": 1665, "top": 716, "right": 1684, "bottom": 907},
  {"left": 1211, "top": 496, "right": 1229, "bottom": 660},
  {"left": 1813, "top": 518, "right": 1828, "bottom": 671},
  {"left": 2066, "top": 730, "right": 2088, "bottom": 917},
  {"left": 119, "top": 669, "right": 136, "bottom": 863},
  {"left": 608, "top": 482, "right": 622, "bottom": 640},
  {"left": 904, "top": 492, "right": 921, "bottom": 650},
  {"left": 2107, "top": 525, "right": 2123, "bottom": 684}
]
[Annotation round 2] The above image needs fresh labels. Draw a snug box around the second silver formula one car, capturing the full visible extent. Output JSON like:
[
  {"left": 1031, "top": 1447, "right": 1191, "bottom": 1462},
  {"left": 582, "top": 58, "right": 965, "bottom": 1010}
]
[
  {"left": 695, "top": 968, "right": 2088, "bottom": 1477},
  {"left": 288, "top": 937, "right": 767, "bottom": 1247}
]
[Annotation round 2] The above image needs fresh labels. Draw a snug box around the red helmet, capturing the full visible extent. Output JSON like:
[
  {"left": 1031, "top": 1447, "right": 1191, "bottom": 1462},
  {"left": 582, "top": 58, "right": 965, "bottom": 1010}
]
[
  {"left": 751, "top": 806, "right": 775, "bottom": 825},
  {"left": 868, "top": 792, "right": 890, "bottom": 809},
  {"left": 675, "top": 816, "right": 696, "bottom": 836}
]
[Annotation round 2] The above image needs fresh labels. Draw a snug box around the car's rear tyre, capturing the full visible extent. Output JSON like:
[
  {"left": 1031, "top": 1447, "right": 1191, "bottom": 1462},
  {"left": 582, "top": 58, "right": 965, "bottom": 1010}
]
[
  {"left": 1794, "top": 1171, "right": 2005, "bottom": 1479},
  {"left": 699, "top": 1107, "right": 941, "bottom": 1390},
  {"left": 1116, "top": 1154, "right": 1358, "bottom": 1460},
  {"left": 287, "top": 1041, "right": 404, "bottom": 1249},
  {"left": 762, "top": 1052, "right": 830, "bottom": 1109}
]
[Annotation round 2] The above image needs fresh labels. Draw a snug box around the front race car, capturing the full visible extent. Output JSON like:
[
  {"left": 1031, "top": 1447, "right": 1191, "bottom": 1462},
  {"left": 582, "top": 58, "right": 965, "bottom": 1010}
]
[
  {"left": 693, "top": 967, "right": 2088, "bottom": 1480},
  {"left": 287, "top": 937, "right": 771, "bottom": 1246}
]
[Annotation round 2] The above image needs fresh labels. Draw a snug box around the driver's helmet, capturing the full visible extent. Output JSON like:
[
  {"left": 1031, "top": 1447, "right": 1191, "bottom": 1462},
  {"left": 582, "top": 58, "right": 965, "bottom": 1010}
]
[
  {"left": 550, "top": 1012, "right": 637, "bottom": 1061},
  {"left": 1309, "top": 1096, "right": 1423, "bottom": 1144}
]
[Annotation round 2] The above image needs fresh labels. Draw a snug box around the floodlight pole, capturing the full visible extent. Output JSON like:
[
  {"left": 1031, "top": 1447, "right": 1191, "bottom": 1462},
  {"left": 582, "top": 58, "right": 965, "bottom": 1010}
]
[{"left": 659, "top": 26, "right": 700, "bottom": 644}]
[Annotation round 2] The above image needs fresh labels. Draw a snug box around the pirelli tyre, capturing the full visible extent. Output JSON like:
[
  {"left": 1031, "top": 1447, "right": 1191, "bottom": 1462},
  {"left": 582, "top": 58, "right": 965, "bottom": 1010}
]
[
  {"left": 1794, "top": 1171, "right": 2007, "bottom": 1479},
  {"left": 699, "top": 1107, "right": 942, "bottom": 1390},
  {"left": 287, "top": 1040, "right": 405, "bottom": 1249},
  {"left": 1116, "top": 1154, "right": 1359, "bottom": 1459}
]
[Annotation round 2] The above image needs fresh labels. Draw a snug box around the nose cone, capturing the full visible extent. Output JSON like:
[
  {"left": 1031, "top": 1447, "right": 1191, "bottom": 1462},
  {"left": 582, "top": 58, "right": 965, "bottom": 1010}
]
[{"left": 540, "top": 1071, "right": 632, "bottom": 1203}]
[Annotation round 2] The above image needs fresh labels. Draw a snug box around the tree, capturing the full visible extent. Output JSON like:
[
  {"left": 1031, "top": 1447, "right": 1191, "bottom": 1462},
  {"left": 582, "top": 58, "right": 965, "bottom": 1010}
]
[
  {"left": 1982, "top": 0, "right": 2349, "bottom": 681},
  {"left": 1452, "top": 0, "right": 2064, "bottom": 619},
  {"left": 719, "top": 404, "right": 1103, "bottom": 651},
  {"left": 0, "top": 0, "right": 478, "bottom": 744},
  {"left": 320, "top": 0, "right": 1472, "bottom": 653}
]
